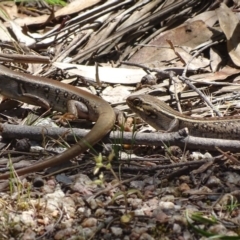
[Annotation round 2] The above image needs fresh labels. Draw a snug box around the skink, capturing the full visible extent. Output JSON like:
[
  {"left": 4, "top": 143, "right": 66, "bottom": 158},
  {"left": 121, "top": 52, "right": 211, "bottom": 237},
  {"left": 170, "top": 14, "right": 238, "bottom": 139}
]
[
  {"left": 127, "top": 94, "right": 240, "bottom": 140},
  {"left": 0, "top": 65, "right": 115, "bottom": 179}
]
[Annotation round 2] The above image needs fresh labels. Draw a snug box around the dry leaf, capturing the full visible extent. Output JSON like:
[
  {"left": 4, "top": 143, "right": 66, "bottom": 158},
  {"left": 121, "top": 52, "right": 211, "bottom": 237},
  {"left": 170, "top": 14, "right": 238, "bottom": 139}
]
[
  {"left": 53, "top": 62, "right": 146, "bottom": 84},
  {"left": 217, "top": 3, "right": 240, "bottom": 66},
  {"left": 129, "top": 20, "right": 214, "bottom": 68}
]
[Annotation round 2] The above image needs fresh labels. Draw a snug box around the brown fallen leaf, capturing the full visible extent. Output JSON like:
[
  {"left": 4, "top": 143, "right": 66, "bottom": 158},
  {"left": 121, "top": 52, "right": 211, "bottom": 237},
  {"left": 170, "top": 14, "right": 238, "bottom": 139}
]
[{"left": 217, "top": 3, "right": 240, "bottom": 66}]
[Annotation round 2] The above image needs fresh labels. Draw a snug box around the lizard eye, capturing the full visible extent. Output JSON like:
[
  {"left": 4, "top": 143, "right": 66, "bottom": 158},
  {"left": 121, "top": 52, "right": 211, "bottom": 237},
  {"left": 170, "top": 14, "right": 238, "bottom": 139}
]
[{"left": 133, "top": 98, "right": 142, "bottom": 106}]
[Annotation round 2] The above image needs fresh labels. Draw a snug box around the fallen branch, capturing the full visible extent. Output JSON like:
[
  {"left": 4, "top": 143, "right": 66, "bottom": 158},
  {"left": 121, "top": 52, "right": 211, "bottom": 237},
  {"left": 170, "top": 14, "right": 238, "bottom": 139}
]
[{"left": 1, "top": 124, "right": 240, "bottom": 152}]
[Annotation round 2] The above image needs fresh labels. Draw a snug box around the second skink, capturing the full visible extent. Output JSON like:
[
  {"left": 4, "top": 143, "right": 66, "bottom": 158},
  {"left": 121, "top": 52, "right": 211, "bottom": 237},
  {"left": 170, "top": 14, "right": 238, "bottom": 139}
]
[{"left": 127, "top": 94, "right": 240, "bottom": 140}]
